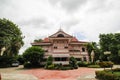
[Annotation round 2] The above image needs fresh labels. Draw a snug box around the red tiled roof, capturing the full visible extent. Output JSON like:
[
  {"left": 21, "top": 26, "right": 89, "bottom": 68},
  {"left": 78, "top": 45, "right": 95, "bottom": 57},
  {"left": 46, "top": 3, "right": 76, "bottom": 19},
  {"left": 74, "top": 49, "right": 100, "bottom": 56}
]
[
  {"left": 43, "top": 38, "right": 50, "bottom": 42},
  {"left": 71, "top": 37, "right": 78, "bottom": 42}
]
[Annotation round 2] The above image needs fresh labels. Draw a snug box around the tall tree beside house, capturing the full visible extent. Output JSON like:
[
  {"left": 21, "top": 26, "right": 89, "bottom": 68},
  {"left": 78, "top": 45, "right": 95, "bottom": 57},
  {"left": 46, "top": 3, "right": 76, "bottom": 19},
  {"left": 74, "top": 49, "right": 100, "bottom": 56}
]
[
  {"left": 0, "top": 18, "right": 24, "bottom": 56},
  {"left": 99, "top": 33, "right": 120, "bottom": 64},
  {"left": 87, "top": 42, "right": 101, "bottom": 63},
  {"left": 86, "top": 43, "right": 94, "bottom": 62}
]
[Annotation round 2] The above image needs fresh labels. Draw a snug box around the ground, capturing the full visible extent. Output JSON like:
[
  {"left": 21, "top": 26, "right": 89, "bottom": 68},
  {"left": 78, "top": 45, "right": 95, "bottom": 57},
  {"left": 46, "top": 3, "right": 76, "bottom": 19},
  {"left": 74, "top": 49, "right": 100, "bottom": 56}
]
[{"left": 1, "top": 65, "right": 120, "bottom": 80}]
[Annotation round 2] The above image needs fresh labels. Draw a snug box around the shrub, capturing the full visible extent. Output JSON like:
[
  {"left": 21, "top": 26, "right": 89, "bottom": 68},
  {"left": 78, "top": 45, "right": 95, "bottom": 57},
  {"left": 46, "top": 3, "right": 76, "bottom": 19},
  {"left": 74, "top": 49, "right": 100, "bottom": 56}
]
[
  {"left": 24, "top": 62, "right": 32, "bottom": 68},
  {"left": 113, "top": 68, "right": 120, "bottom": 71},
  {"left": 24, "top": 62, "right": 42, "bottom": 68},
  {"left": 47, "top": 64, "right": 55, "bottom": 70},
  {"left": 45, "top": 56, "right": 53, "bottom": 69},
  {"left": 23, "top": 46, "right": 44, "bottom": 67},
  {"left": 0, "top": 56, "right": 15, "bottom": 68},
  {"left": 77, "top": 61, "right": 89, "bottom": 67},
  {"left": 60, "top": 66, "right": 72, "bottom": 70},
  {"left": 69, "top": 56, "right": 78, "bottom": 69},
  {"left": 98, "top": 61, "right": 114, "bottom": 68},
  {"left": 17, "top": 55, "right": 25, "bottom": 65},
  {"left": 95, "top": 69, "right": 120, "bottom": 80}
]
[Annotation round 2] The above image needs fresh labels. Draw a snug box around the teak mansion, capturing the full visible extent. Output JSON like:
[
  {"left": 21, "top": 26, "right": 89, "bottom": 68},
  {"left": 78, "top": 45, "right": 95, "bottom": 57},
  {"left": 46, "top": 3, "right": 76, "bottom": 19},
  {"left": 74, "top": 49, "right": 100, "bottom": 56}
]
[{"left": 31, "top": 29, "right": 89, "bottom": 65}]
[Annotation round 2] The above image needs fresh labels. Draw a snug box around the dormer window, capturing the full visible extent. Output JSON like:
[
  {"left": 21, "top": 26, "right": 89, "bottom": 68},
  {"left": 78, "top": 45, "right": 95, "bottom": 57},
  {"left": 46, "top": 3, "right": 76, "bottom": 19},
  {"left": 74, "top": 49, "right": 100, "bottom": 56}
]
[{"left": 57, "top": 34, "right": 64, "bottom": 37}]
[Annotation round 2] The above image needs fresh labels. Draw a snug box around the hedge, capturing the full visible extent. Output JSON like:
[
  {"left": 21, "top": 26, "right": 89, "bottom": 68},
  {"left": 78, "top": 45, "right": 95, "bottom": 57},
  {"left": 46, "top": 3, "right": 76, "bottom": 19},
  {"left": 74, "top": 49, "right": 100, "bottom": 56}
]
[
  {"left": 0, "top": 56, "right": 16, "bottom": 68},
  {"left": 98, "top": 61, "right": 114, "bottom": 68},
  {"left": 95, "top": 69, "right": 120, "bottom": 80},
  {"left": 77, "top": 61, "right": 90, "bottom": 67}
]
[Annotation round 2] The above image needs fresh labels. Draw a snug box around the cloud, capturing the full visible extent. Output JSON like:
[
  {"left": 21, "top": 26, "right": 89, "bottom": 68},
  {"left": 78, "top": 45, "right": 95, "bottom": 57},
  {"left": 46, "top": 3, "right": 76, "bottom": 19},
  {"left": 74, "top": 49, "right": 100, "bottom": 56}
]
[
  {"left": 0, "top": 0, "right": 120, "bottom": 54},
  {"left": 49, "top": 0, "right": 88, "bottom": 12}
]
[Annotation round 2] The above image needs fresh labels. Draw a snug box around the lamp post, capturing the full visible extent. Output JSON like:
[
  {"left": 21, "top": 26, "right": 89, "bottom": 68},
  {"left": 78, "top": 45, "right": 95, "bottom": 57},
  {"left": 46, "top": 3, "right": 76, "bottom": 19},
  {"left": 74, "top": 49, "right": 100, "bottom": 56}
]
[{"left": 1, "top": 47, "right": 6, "bottom": 56}]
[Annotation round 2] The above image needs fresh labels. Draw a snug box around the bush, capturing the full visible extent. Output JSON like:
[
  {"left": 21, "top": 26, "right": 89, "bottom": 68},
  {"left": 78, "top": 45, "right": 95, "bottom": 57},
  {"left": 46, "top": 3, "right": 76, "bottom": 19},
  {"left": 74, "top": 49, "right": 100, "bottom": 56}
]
[
  {"left": 69, "top": 56, "right": 78, "bottom": 69},
  {"left": 24, "top": 62, "right": 42, "bottom": 68},
  {"left": 113, "top": 68, "right": 120, "bottom": 71},
  {"left": 77, "top": 61, "right": 89, "bottom": 67},
  {"left": 45, "top": 56, "right": 53, "bottom": 69},
  {"left": 95, "top": 70, "right": 120, "bottom": 80},
  {"left": 98, "top": 61, "right": 114, "bottom": 68},
  {"left": 24, "top": 62, "right": 32, "bottom": 68},
  {"left": 0, "top": 56, "right": 16, "bottom": 68},
  {"left": 17, "top": 55, "right": 25, "bottom": 65},
  {"left": 60, "top": 66, "right": 72, "bottom": 70},
  {"left": 47, "top": 64, "right": 55, "bottom": 70},
  {"left": 23, "top": 46, "right": 44, "bottom": 66}
]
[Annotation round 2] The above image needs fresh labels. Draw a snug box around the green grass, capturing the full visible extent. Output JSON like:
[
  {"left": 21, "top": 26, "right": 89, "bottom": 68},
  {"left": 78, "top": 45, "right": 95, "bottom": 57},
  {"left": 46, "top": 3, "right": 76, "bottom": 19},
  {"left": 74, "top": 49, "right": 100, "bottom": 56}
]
[
  {"left": 114, "top": 71, "right": 120, "bottom": 75},
  {"left": 87, "top": 64, "right": 100, "bottom": 68},
  {"left": 106, "top": 71, "right": 120, "bottom": 76}
]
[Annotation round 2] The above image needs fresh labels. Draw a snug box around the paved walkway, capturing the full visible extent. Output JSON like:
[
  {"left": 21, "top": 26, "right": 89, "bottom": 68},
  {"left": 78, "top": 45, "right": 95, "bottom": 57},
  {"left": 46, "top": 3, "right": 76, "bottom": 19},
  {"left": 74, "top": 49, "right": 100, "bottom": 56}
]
[
  {"left": 0, "top": 65, "right": 38, "bottom": 80},
  {"left": 1, "top": 73, "right": 38, "bottom": 80},
  {"left": 22, "top": 68, "right": 98, "bottom": 80},
  {"left": 1, "top": 65, "right": 120, "bottom": 80}
]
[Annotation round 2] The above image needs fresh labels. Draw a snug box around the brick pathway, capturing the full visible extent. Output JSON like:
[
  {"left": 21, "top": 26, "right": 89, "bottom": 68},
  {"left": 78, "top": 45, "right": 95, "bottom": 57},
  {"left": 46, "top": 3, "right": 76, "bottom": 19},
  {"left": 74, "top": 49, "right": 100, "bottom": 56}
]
[
  {"left": 1, "top": 65, "right": 120, "bottom": 80},
  {"left": 22, "top": 68, "right": 98, "bottom": 80}
]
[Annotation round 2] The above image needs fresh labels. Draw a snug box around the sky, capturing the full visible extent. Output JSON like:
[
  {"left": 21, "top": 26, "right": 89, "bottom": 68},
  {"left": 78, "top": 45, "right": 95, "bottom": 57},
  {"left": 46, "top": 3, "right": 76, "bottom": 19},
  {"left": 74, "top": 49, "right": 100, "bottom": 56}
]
[{"left": 0, "top": 0, "right": 120, "bottom": 54}]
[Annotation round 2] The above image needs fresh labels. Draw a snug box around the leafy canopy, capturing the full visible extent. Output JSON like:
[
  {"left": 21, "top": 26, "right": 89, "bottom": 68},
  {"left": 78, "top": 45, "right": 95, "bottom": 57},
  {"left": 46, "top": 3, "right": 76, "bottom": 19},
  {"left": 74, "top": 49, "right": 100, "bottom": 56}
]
[
  {"left": 0, "top": 18, "right": 24, "bottom": 56},
  {"left": 99, "top": 33, "right": 120, "bottom": 63},
  {"left": 23, "top": 46, "right": 44, "bottom": 65}
]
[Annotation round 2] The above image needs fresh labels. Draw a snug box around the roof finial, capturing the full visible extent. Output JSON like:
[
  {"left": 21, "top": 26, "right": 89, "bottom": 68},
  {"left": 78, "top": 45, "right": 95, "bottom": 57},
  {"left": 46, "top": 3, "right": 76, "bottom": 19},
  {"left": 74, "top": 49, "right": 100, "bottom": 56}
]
[{"left": 59, "top": 24, "right": 63, "bottom": 31}]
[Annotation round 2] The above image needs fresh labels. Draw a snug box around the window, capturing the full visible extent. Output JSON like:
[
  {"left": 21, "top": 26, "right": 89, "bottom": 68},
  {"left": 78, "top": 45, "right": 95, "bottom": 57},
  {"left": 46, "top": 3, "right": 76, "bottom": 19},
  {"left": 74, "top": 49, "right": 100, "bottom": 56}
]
[
  {"left": 57, "top": 34, "right": 64, "bottom": 37},
  {"left": 83, "top": 57, "right": 87, "bottom": 61},
  {"left": 61, "top": 57, "right": 67, "bottom": 61},
  {"left": 82, "top": 48, "right": 85, "bottom": 52},
  {"left": 54, "top": 57, "right": 67, "bottom": 61},
  {"left": 44, "top": 50, "right": 48, "bottom": 52},
  {"left": 54, "top": 46, "right": 57, "bottom": 49},
  {"left": 64, "top": 46, "right": 68, "bottom": 49},
  {"left": 55, "top": 57, "right": 60, "bottom": 61},
  {"left": 69, "top": 50, "right": 80, "bottom": 52},
  {"left": 76, "top": 58, "right": 82, "bottom": 61}
]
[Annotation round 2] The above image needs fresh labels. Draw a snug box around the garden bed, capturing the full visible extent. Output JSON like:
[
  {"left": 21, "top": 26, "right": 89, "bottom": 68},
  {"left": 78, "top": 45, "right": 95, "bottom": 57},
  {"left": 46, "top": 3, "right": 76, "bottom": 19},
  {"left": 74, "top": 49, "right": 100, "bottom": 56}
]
[{"left": 95, "top": 68, "right": 120, "bottom": 80}]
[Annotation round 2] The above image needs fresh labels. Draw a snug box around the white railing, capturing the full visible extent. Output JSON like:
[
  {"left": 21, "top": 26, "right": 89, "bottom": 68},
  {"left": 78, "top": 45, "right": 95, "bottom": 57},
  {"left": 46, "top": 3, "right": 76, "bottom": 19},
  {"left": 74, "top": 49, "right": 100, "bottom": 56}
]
[{"left": 53, "top": 61, "right": 69, "bottom": 65}]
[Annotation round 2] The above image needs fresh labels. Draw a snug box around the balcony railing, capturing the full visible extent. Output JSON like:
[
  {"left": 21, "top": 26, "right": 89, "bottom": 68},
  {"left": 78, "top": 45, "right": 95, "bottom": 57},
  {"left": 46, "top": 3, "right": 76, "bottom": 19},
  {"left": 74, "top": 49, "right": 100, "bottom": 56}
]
[{"left": 53, "top": 61, "right": 69, "bottom": 65}]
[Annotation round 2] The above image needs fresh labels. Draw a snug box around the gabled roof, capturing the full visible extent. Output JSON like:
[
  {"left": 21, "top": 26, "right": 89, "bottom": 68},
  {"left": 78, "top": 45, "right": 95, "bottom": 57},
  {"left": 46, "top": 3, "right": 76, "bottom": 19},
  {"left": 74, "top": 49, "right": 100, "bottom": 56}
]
[
  {"left": 49, "top": 29, "right": 73, "bottom": 38},
  {"left": 43, "top": 38, "right": 50, "bottom": 42},
  {"left": 71, "top": 37, "right": 78, "bottom": 42}
]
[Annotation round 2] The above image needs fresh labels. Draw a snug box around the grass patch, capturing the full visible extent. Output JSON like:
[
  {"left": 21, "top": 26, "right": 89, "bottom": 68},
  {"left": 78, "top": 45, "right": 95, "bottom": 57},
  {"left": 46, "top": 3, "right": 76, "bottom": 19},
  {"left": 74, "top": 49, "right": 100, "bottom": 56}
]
[{"left": 88, "top": 65, "right": 100, "bottom": 68}]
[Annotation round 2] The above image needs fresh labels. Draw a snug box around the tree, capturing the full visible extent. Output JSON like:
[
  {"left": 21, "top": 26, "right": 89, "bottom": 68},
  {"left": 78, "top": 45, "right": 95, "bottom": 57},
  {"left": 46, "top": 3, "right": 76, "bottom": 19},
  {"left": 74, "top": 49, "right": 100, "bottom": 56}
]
[
  {"left": 99, "top": 33, "right": 120, "bottom": 64},
  {"left": 16, "top": 55, "right": 25, "bottom": 65},
  {"left": 23, "top": 46, "right": 44, "bottom": 65},
  {"left": 87, "top": 42, "right": 101, "bottom": 62},
  {"left": 0, "top": 18, "right": 24, "bottom": 56},
  {"left": 34, "top": 39, "right": 43, "bottom": 42},
  {"left": 86, "top": 43, "right": 94, "bottom": 62}
]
